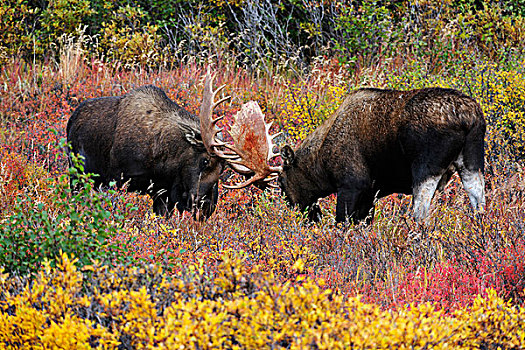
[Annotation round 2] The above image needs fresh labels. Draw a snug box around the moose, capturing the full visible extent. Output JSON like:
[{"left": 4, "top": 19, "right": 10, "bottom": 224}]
[
  {"left": 67, "top": 70, "right": 248, "bottom": 219},
  {"left": 68, "top": 68, "right": 486, "bottom": 223},
  {"left": 219, "top": 87, "right": 486, "bottom": 223}
]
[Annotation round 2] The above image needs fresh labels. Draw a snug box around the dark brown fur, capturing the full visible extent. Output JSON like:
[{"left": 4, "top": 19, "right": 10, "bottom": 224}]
[
  {"left": 279, "top": 87, "right": 486, "bottom": 222},
  {"left": 67, "top": 85, "right": 224, "bottom": 218}
]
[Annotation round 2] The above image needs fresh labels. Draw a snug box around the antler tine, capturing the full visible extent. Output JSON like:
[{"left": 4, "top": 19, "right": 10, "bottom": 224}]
[
  {"left": 223, "top": 171, "right": 280, "bottom": 189},
  {"left": 198, "top": 69, "right": 281, "bottom": 189},
  {"left": 208, "top": 70, "right": 230, "bottom": 107},
  {"left": 198, "top": 67, "right": 231, "bottom": 155},
  {"left": 222, "top": 174, "right": 266, "bottom": 189},
  {"left": 227, "top": 157, "right": 282, "bottom": 173},
  {"left": 213, "top": 85, "right": 230, "bottom": 108},
  {"left": 221, "top": 101, "right": 283, "bottom": 189}
]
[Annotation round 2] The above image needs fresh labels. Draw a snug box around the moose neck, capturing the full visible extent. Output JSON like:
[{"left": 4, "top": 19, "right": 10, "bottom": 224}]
[{"left": 293, "top": 136, "right": 336, "bottom": 200}]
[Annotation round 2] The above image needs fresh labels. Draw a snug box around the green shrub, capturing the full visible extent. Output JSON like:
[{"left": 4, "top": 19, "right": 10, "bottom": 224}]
[
  {"left": 0, "top": 0, "right": 38, "bottom": 62},
  {"left": 3, "top": 0, "right": 525, "bottom": 74},
  {"left": 0, "top": 140, "right": 134, "bottom": 275},
  {"left": 98, "top": 5, "right": 166, "bottom": 69},
  {"left": 333, "top": 0, "right": 397, "bottom": 67},
  {"left": 37, "top": 0, "right": 94, "bottom": 56}
]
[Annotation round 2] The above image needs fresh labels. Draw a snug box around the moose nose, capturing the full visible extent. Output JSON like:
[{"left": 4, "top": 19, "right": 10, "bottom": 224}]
[{"left": 191, "top": 198, "right": 214, "bottom": 221}]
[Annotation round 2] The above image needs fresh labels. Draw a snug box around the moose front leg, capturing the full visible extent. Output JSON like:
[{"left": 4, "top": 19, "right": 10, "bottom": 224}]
[
  {"left": 150, "top": 184, "right": 177, "bottom": 217},
  {"left": 307, "top": 203, "right": 322, "bottom": 221},
  {"left": 152, "top": 194, "right": 174, "bottom": 217},
  {"left": 355, "top": 192, "right": 376, "bottom": 224},
  {"left": 336, "top": 186, "right": 369, "bottom": 223}
]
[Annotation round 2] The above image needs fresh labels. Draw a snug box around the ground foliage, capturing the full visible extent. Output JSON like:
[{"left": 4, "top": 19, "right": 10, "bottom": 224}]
[
  {"left": 1, "top": 0, "right": 525, "bottom": 348},
  {"left": 1, "top": 252, "right": 524, "bottom": 349}
]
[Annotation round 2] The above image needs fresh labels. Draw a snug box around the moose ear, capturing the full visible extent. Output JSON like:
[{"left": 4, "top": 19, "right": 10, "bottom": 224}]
[
  {"left": 179, "top": 123, "right": 203, "bottom": 146},
  {"left": 280, "top": 145, "right": 295, "bottom": 166},
  {"left": 185, "top": 131, "right": 203, "bottom": 145}
]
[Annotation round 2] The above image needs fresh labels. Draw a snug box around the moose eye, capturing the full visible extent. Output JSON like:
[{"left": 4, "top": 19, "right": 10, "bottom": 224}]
[{"left": 200, "top": 158, "right": 210, "bottom": 169}]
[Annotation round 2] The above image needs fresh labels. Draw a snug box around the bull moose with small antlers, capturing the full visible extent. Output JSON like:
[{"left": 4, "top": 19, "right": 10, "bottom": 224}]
[{"left": 67, "top": 69, "right": 242, "bottom": 219}]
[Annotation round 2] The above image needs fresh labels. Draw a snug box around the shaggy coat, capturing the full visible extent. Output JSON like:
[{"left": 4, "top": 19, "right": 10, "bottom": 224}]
[
  {"left": 279, "top": 87, "right": 486, "bottom": 222},
  {"left": 67, "top": 85, "right": 223, "bottom": 218}
]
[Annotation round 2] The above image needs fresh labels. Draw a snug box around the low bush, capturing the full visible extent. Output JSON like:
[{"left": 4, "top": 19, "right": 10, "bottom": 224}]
[
  {"left": 0, "top": 143, "right": 134, "bottom": 275},
  {"left": 0, "top": 251, "right": 524, "bottom": 349}
]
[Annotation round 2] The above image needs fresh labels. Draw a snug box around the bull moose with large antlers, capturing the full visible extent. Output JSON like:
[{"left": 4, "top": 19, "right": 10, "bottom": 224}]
[
  {"left": 67, "top": 70, "right": 236, "bottom": 219},
  {"left": 222, "top": 87, "right": 486, "bottom": 223}
]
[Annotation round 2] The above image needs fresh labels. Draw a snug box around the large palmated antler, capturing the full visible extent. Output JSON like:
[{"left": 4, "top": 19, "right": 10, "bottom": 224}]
[
  {"left": 199, "top": 67, "right": 231, "bottom": 155},
  {"left": 222, "top": 101, "right": 282, "bottom": 189},
  {"left": 198, "top": 68, "right": 282, "bottom": 189}
]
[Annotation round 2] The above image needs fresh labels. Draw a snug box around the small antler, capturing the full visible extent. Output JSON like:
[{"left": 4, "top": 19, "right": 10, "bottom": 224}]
[
  {"left": 222, "top": 101, "right": 282, "bottom": 189},
  {"left": 199, "top": 67, "right": 231, "bottom": 155}
]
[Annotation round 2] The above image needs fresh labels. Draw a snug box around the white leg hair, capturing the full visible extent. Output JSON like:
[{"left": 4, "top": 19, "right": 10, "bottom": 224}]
[
  {"left": 412, "top": 174, "right": 442, "bottom": 221},
  {"left": 454, "top": 154, "right": 486, "bottom": 213},
  {"left": 460, "top": 169, "right": 486, "bottom": 212}
]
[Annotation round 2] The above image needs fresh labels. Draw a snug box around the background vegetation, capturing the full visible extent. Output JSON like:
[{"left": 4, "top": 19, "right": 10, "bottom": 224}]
[{"left": 1, "top": 0, "right": 525, "bottom": 348}]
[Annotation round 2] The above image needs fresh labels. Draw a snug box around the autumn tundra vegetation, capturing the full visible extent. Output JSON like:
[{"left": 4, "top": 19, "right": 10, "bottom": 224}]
[{"left": 1, "top": 0, "right": 525, "bottom": 348}]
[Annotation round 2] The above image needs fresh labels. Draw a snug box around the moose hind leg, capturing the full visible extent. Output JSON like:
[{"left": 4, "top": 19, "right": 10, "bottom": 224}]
[
  {"left": 455, "top": 154, "right": 485, "bottom": 213},
  {"left": 436, "top": 165, "right": 454, "bottom": 192},
  {"left": 412, "top": 175, "right": 442, "bottom": 221}
]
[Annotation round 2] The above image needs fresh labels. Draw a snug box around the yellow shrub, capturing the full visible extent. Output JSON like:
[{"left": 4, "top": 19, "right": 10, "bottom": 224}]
[
  {"left": 279, "top": 83, "right": 346, "bottom": 144},
  {"left": 0, "top": 253, "right": 117, "bottom": 349},
  {"left": 1, "top": 252, "right": 524, "bottom": 349},
  {"left": 99, "top": 6, "right": 165, "bottom": 69},
  {"left": 456, "top": 289, "right": 525, "bottom": 348}
]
